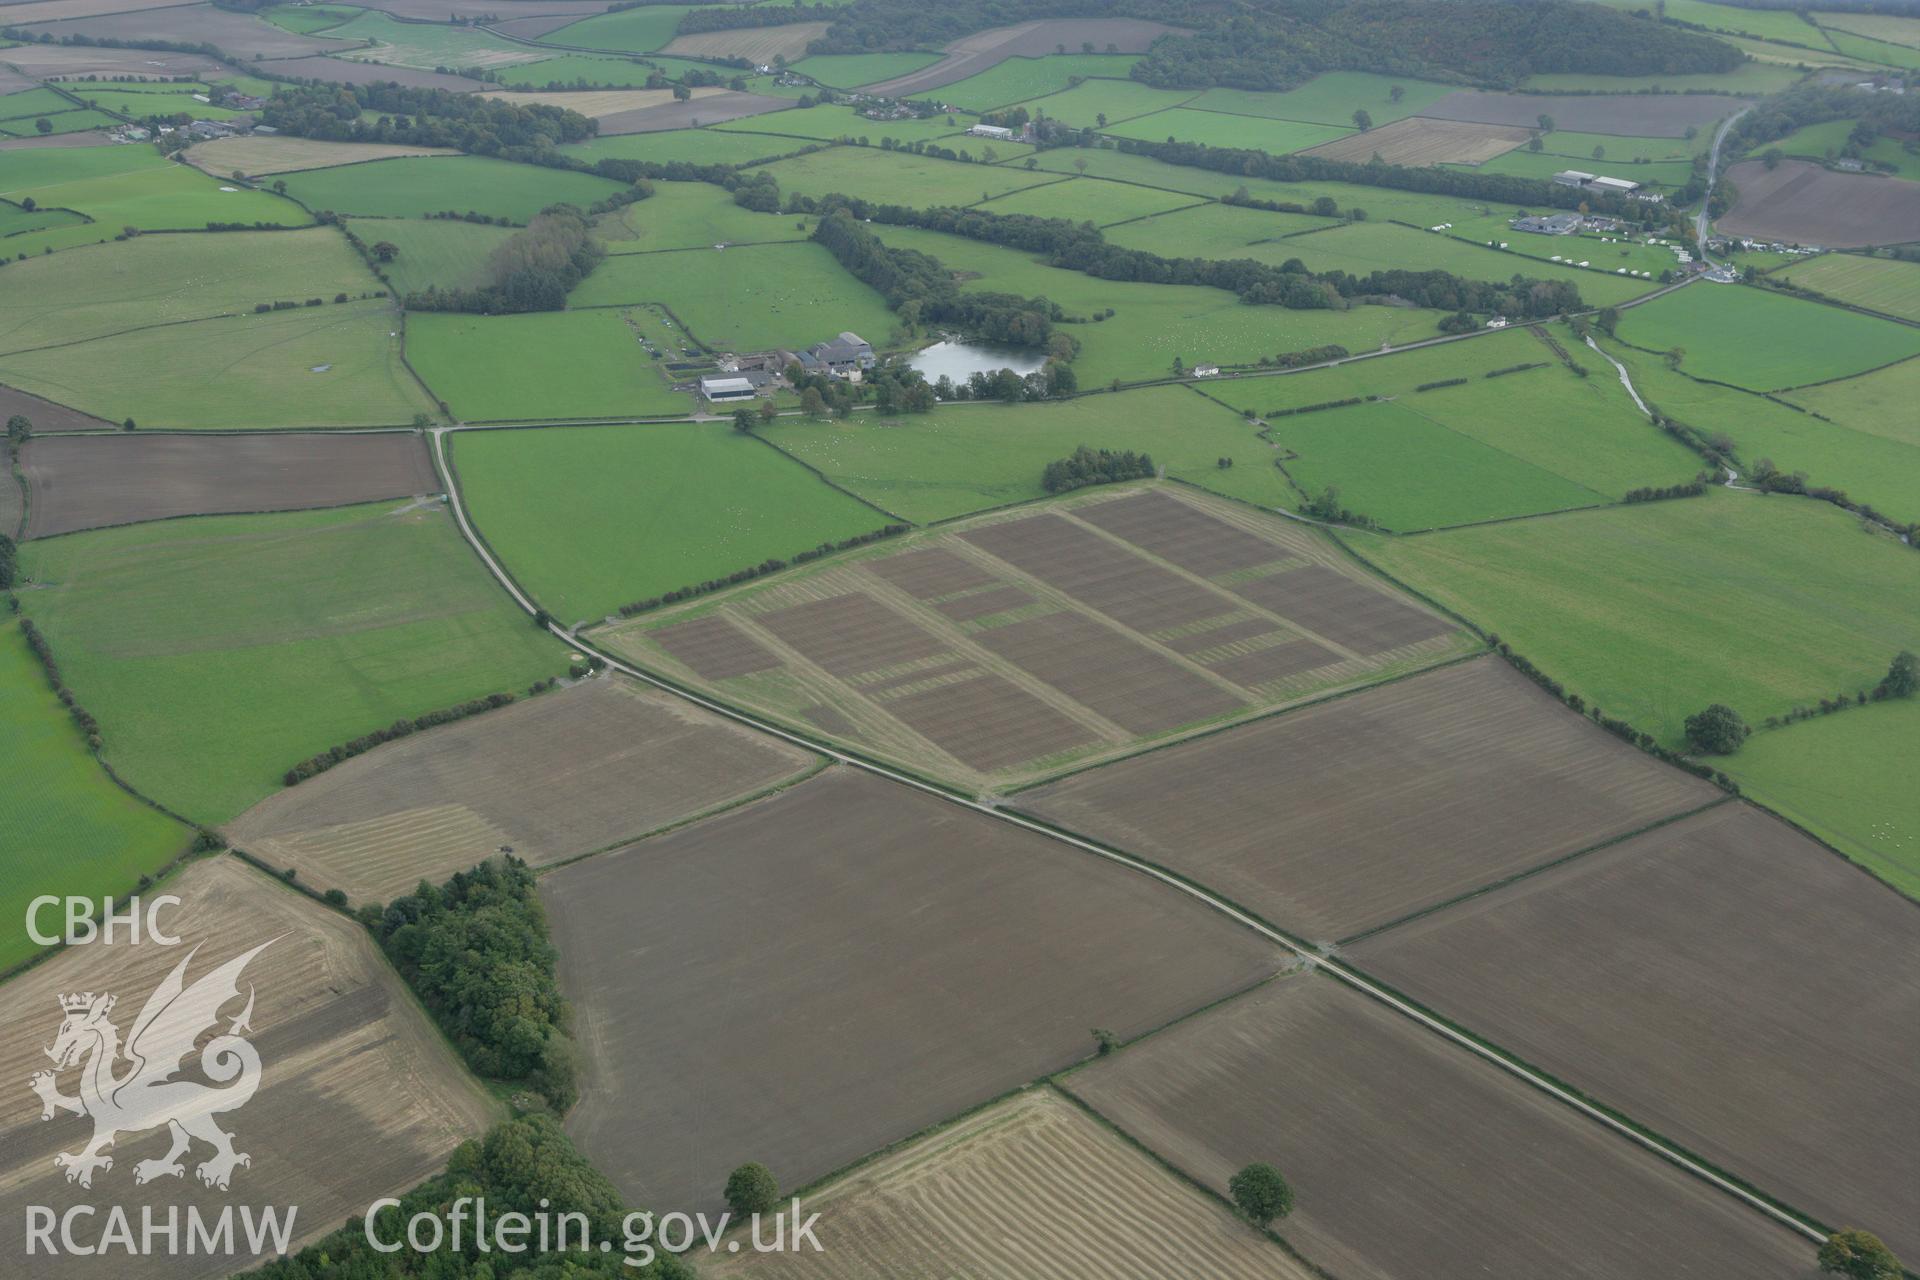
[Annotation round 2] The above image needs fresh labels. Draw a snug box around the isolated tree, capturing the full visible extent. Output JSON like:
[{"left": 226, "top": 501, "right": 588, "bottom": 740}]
[
  {"left": 1229, "top": 1163, "right": 1293, "bottom": 1227},
  {"left": 756, "top": 397, "right": 778, "bottom": 425},
  {"left": 1684, "top": 703, "right": 1749, "bottom": 755},
  {"left": 799, "top": 386, "right": 827, "bottom": 419},
  {"left": 6, "top": 414, "right": 30, "bottom": 444},
  {"left": 34, "top": 117, "right": 51, "bottom": 134},
  {"left": 1527, "top": 134, "right": 1543, "bottom": 152},
  {"left": 1024, "top": 156, "right": 1038, "bottom": 169},
  {"left": 1592, "top": 144, "right": 1606, "bottom": 161},
  {"left": 1762, "top": 147, "right": 1783, "bottom": 171},
  {"left": 371, "top": 240, "right": 399, "bottom": 263},
  {"left": 1389, "top": 84, "right": 1405, "bottom": 103},
  {"left": 1872, "top": 651, "right": 1917, "bottom": 701},
  {"left": 1664, "top": 345, "right": 1685, "bottom": 370},
  {"left": 272, "top": 178, "right": 287, "bottom": 195},
  {"left": 1074, "top": 156, "right": 1089, "bottom": 175},
  {"left": 1537, "top": 113, "right": 1555, "bottom": 133},
  {"left": 1819, "top": 1230, "right": 1902, "bottom": 1280},
  {"left": 1096, "top": 111, "right": 1108, "bottom": 128},
  {"left": 724, "top": 1163, "right": 779, "bottom": 1217},
  {"left": 731, "top": 406, "right": 755, "bottom": 433},
  {"left": 672, "top": 84, "right": 692, "bottom": 102},
  {"left": 121, "top": 418, "right": 136, "bottom": 431},
  {"left": 1596, "top": 306, "right": 1620, "bottom": 336},
  {"left": 1091, "top": 1028, "right": 1120, "bottom": 1055},
  {"left": 1352, "top": 108, "right": 1372, "bottom": 131}
]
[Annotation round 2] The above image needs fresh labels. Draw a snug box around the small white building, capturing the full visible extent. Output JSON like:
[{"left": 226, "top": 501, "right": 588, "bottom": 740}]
[
  {"left": 1192, "top": 364, "right": 1220, "bottom": 377},
  {"left": 968, "top": 123, "right": 1014, "bottom": 140},
  {"left": 699, "top": 376, "right": 756, "bottom": 402}
]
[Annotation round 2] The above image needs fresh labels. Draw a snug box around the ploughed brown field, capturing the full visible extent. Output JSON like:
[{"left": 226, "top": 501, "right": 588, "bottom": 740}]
[
  {"left": 20, "top": 432, "right": 439, "bottom": 539},
  {"left": 595, "top": 92, "right": 793, "bottom": 136},
  {"left": 0, "top": 857, "right": 496, "bottom": 1279},
  {"left": 611, "top": 486, "right": 1468, "bottom": 790},
  {"left": 0, "top": 0, "right": 190, "bottom": 26},
  {"left": 858, "top": 19, "right": 1178, "bottom": 97},
  {"left": 1017, "top": 655, "right": 1719, "bottom": 942},
  {"left": 1351, "top": 802, "right": 1920, "bottom": 1260},
  {"left": 14, "top": 4, "right": 358, "bottom": 60},
  {"left": 188, "top": 136, "right": 462, "bottom": 176},
  {"left": 0, "top": 383, "right": 112, "bottom": 434},
  {"left": 705, "top": 1088, "right": 1314, "bottom": 1280},
  {"left": 544, "top": 767, "right": 1284, "bottom": 1217},
  {"left": 1719, "top": 159, "right": 1920, "bottom": 249},
  {"left": 662, "top": 22, "right": 830, "bottom": 65},
  {"left": 228, "top": 676, "right": 815, "bottom": 904},
  {"left": 1306, "top": 117, "right": 1531, "bottom": 166},
  {"left": 0, "top": 45, "right": 225, "bottom": 83},
  {"left": 1065, "top": 974, "right": 1818, "bottom": 1280},
  {"left": 477, "top": 87, "right": 726, "bottom": 120},
  {"left": 263, "top": 57, "right": 483, "bottom": 93},
  {"left": 1420, "top": 89, "right": 1746, "bottom": 136}
]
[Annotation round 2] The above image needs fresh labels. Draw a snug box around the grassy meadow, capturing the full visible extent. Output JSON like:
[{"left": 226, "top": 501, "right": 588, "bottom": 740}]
[
  {"left": 1105, "top": 109, "right": 1355, "bottom": 154},
  {"left": 1776, "top": 255, "right": 1920, "bottom": 322},
  {"left": 755, "top": 146, "right": 1059, "bottom": 205},
  {"left": 0, "top": 620, "right": 188, "bottom": 975},
  {"left": 452, "top": 423, "right": 896, "bottom": 623},
  {"left": 0, "top": 301, "right": 431, "bottom": 429},
  {"left": 1355, "top": 488, "right": 1920, "bottom": 747},
  {"left": 596, "top": 181, "right": 809, "bottom": 253},
  {"left": 762, "top": 385, "right": 1293, "bottom": 522},
  {"left": 975, "top": 177, "right": 1203, "bottom": 225},
  {"left": 935, "top": 56, "right": 1142, "bottom": 112},
  {"left": 18, "top": 503, "right": 567, "bottom": 822},
  {"left": 354, "top": 218, "right": 513, "bottom": 296},
  {"left": 786, "top": 52, "right": 944, "bottom": 87},
  {"left": 716, "top": 104, "right": 969, "bottom": 147},
  {"left": 1616, "top": 284, "right": 1920, "bottom": 391},
  {"left": 406, "top": 309, "right": 691, "bottom": 421},
  {"left": 561, "top": 128, "right": 805, "bottom": 167},
  {"left": 545, "top": 5, "right": 702, "bottom": 53},
  {"left": 1783, "top": 355, "right": 1920, "bottom": 450},
  {"left": 1012, "top": 79, "right": 1197, "bottom": 127},
  {"left": 276, "top": 155, "right": 625, "bottom": 222}
]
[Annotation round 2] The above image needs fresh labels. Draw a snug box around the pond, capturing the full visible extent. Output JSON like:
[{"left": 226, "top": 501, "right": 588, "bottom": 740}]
[{"left": 905, "top": 339, "right": 1047, "bottom": 384}]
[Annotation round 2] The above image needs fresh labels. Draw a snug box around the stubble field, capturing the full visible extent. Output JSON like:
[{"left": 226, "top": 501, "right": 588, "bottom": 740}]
[
  {"left": 546, "top": 767, "right": 1284, "bottom": 1216},
  {"left": 226, "top": 676, "right": 817, "bottom": 903},
  {"left": 1352, "top": 802, "right": 1920, "bottom": 1260}
]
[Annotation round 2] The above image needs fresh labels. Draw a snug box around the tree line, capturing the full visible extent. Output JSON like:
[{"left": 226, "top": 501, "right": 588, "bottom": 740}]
[
  {"left": 282, "top": 690, "right": 532, "bottom": 786},
  {"left": 1042, "top": 445, "right": 1156, "bottom": 494},
  {"left": 260, "top": 83, "right": 596, "bottom": 156},
  {"left": 615, "top": 524, "right": 910, "bottom": 617}
]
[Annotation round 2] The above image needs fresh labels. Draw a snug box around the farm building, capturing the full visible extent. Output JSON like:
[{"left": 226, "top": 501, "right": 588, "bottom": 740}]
[
  {"left": 1511, "top": 212, "right": 1583, "bottom": 235},
  {"left": 969, "top": 123, "right": 1015, "bottom": 140},
  {"left": 1589, "top": 175, "right": 1641, "bottom": 196},
  {"left": 698, "top": 376, "right": 757, "bottom": 402},
  {"left": 786, "top": 331, "right": 875, "bottom": 378},
  {"left": 1552, "top": 170, "right": 1595, "bottom": 187}
]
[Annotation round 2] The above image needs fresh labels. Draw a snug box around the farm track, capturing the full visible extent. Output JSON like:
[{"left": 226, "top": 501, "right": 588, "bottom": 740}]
[{"left": 428, "top": 425, "right": 1831, "bottom": 1251}]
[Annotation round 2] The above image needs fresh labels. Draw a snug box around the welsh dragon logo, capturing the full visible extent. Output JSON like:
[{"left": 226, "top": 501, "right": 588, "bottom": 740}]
[{"left": 30, "top": 940, "right": 274, "bottom": 1191}]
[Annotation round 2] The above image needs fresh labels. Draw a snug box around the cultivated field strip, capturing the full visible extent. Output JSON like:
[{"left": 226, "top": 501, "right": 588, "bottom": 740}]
[
  {"left": 1418, "top": 89, "right": 1748, "bottom": 136},
  {"left": 543, "top": 767, "right": 1286, "bottom": 1219},
  {"left": 1065, "top": 975, "right": 1817, "bottom": 1279},
  {"left": 1018, "top": 655, "right": 1721, "bottom": 942},
  {"left": 1305, "top": 116, "right": 1531, "bottom": 165},
  {"left": 227, "top": 677, "right": 816, "bottom": 903},
  {"left": 0, "top": 858, "right": 495, "bottom": 1278},
  {"left": 705, "top": 1089, "right": 1314, "bottom": 1279},
  {"left": 1719, "top": 159, "right": 1920, "bottom": 249},
  {"left": 1351, "top": 803, "right": 1920, "bottom": 1260},
  {"left": 609, "top": 486, "right": 1469, "bottom": 789},
  {"left": 21, "top": 433, "right": 439, "bottom": 539}
]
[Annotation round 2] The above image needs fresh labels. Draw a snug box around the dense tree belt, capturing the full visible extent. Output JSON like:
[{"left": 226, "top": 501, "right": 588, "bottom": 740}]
[{"left": 261, "top": 83, "right": 596, "bottom": 154}]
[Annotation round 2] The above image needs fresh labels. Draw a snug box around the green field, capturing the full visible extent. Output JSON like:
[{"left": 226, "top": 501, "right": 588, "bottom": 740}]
[
  {"left": 1472, "top": 149, "right": 1697, "bottom": 190},
  {"left": 327, "top": 10, "right": 546, "bottom": 71},
  {"left": 1011, "top": 78, "right": 1197, "bottom": 127},
  {"left": 0, "top": 620, "right": 187, "bottom": 975},
  {"left": 0, "top": 108, "right": 123, "bottom": 138},
  {"left": 18, "top": 502, "right": 567, "bottom": 822},
  {"left": 260, "top": 3, "right": 361, "bottom": 34},
  {"left": 544, "top": 5, "right": 702, "bottom": 53},
  {"left": 1765, "top": 119, "right": 1920, "bottom": 180},
  {"left": 1824, "top": 29, "right": 1920, "bottom": 68},
  {"left": 763, "top": 384, "right": 1292, "bottom": 521},
  {"left": 1590, "top": 0, "right": 1828, "bottom": 44},
  {"left": 597, "top": 181, "right": 809, "bottom": 252},
  {"left": 571, "top": 241, "right": 897, "bottom": 352},
  {"left": 1777, "top": 254, "right": 1920, "bottom": 321},
  {"left": 868, "top": 221, "right": 1442, "bottom": 386},
  {"left": 452, "top": 422, "right": 896, "bottom": 622},
  {"left": 276, "top": 155, "right": 625, "bottom": 222},
  {"left": 494, "top": 54, "right": 676, "bottom": 89},
  {"left": 0, "top": 144, "right": 306, "bottom": 256},
  {"left": 0, "top": 202, "right": 85, "bottom": 238},
  {"left": 0, "top": 86, "right": 84, "bottom": 121},
  {"left": 1599, "top": 337, "right": 1920, "bottom": 523},
  {"left": 788, "top": 52, "right": 944, "bottom": 87},
  {"left": 976, "top": 176, "right": 1203, "bottom": 225},
  {"left": 1105, "top": 108, "right": 1354, "bottom": 154},
  {"left": 1816, "top": 10, "right": 1920, "bottom": 48},
  {"left": 1190, "top": 74, "right": 1456, "bottom": 128},
  {"left": 353, "top": 217, "right": 512, "bottom": 295},
  {"left": 1725, "top": 698, "right": 1920, "bottom": 897},
  {"left": 406, "top": 308, "right": 691, "bottom": 421},
  {"left": 560, "top": 127, "right": 804, "bottom": 167},
  {"left": 1273, "top": 398, "right": 1607, "bottom": 530},
  {"left": 1354, "top": 488, "right": 1920, "bottom": 747},
  {"left": 0, "top": 228, "right": 376, "bottom": 355},
  {"left": 1783, "top": 354, "right": 1920, "bottom": 450},
  {"left": 934, "top": 56, "right": 1142, "bottom": 112},
  {"left": 1615, "top": 284, "right": 1920, "bottom": 391},
  {"left": 64, "top": 88, "right": 243, "bottom": 120},
  {"left": 0, "top": 300, "right": 430, "bottom": 429},
  {"left": 755, "top": 145, "right": 1058, "bottom": 205},
  {"left": 717, "top": 103, "right": 970, "bottom": 147},
  {"left": 1106, "top": 205, "right": 1655, "bottom": 306}
]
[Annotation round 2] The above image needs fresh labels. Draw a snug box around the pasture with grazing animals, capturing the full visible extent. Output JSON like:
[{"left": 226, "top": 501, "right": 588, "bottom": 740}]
[{"left": 545, "top": 767, "right": 1285, "bottom": 1217}]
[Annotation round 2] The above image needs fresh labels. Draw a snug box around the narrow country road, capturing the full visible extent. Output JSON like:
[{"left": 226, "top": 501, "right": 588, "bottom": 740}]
[
  {"left": 1696, "top": 107, "right": 1752, "bottom": 271},
  {"left": 425, "top": 426, "right": 1823, "bottom": 1251}
]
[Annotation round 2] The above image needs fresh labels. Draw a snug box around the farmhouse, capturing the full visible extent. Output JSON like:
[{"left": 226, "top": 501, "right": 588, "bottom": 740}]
[
  {"left": 969, "top": 123, "right": 1015, "bottom": 140},
  {"left": 698, "top": 375, "right": 757, "bottom": 402},
  {"left": 786, "top": 331, "right": 875, "bottom": 378}
]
